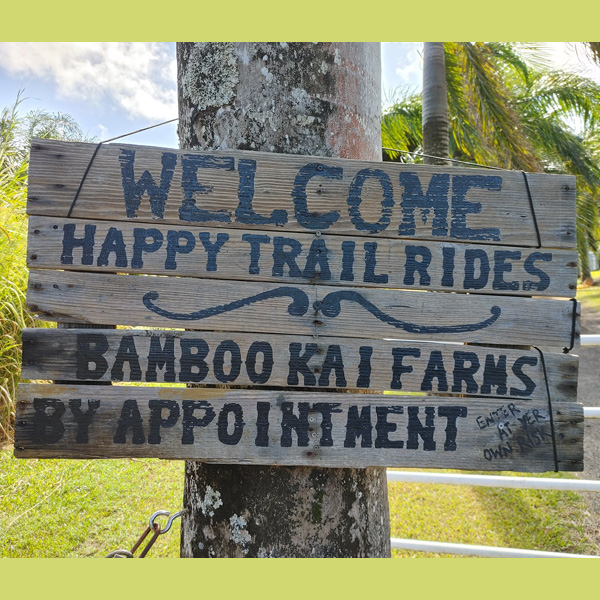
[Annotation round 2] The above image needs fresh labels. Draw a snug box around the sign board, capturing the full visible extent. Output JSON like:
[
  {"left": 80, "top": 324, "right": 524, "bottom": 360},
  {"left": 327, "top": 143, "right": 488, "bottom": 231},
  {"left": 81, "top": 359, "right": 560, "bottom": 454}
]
[
  {"left": 14, "top": 386, "right": 583, "bottom": 472},
  {"left": 27, "top": 269, "right": 578, "bottom": 347},
  {"left": 22, "top": 329, "right": 578, "bottom": 402},
  {"left": 17, "top": 139, "right": 583, "bottom": 471},
  {"left": 27, "top": 140, "right": 576, "bottom": 248},
  {"left": 27, "top": 216, "right": 577, "bottom": 297}
]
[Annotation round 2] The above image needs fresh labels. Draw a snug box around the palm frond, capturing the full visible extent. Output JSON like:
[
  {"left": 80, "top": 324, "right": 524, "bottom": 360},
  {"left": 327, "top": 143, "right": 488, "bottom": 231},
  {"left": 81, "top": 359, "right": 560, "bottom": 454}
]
[
  {"left": 486, "top": 42, "right": 532, "bottom": 83},
  {"left": 382, "top": 91, "right": 423, "bottom": 161},
  {"left": 525, "top": 116, "right": 600, "bottom": 187},
  {"left": 585, "top": 42, "right": 600, "bottom": 66},
  {"left": 444, "top": 43, "right": 497, "bottom": 166},
  {"left": 458, "top": 42, "right": 541, "bottom": 171},
  {"left": 575, "top": 183, "right": 600, "bottom": 279},
  {"left": 519, "top": 70, "right": 600, "bottom": 130}
]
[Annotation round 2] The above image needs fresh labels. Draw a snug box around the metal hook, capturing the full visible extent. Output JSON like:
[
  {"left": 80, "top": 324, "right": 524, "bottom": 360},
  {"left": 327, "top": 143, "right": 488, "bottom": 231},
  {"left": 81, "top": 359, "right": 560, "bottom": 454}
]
[{"left": 149, "top": 510, "right": 184, "bottom": 535}]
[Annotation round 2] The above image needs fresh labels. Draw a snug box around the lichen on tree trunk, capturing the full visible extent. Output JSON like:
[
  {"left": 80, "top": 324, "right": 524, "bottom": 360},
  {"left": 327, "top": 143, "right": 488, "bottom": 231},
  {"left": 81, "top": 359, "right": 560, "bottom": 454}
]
[{"left": 177, "top": 42, "right": 390, "bottom": 558}]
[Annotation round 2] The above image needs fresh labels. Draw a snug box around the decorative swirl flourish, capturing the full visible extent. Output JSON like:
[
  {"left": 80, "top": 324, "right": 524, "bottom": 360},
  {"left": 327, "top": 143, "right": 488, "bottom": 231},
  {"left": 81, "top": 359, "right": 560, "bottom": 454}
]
[
  {"left": 316, "top": 290, "right": 501, "bottom": 334},
  {"left": 142, "top": 285, "right": 501, "bottom": 334},
  {"left": 142, "top": 286, "right": 310, "bottom": 321}
]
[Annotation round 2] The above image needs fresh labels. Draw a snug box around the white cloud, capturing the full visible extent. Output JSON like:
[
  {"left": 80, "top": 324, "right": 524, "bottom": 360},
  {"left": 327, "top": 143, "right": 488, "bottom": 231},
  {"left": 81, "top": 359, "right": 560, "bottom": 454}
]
[
  {"left": 381, "top": 42, "right": 600, "bottom": 108},
  {"left": 97, "top": 123, "right": 109, "bottom": 139},
  {"left": 381, "top": 42, "right": 422, "bottom": 106},
  {"left": 542, "top": 42, "right": 600, "bottom": 83},
  {"left": 393, "top": 44, "right": 422, "bottom": 82},
  {"left": 0, "top": 42, "right": 177, "bottom": 120}
]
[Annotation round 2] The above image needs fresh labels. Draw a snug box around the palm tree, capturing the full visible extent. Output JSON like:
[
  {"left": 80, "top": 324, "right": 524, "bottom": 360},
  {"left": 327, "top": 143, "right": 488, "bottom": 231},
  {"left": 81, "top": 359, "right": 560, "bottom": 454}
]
[
  {"left": 422, "top": 42, "right": 449, "bottom": 165},
  {"left": 382, "top": 42, "right": 600, "bottom": 280}
]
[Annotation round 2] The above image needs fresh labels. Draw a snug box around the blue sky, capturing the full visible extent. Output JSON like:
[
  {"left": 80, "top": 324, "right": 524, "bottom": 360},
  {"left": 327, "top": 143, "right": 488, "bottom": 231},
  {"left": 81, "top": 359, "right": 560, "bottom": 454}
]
[{"left": 1, "top": 42, "right": 598, "bottom": 149}]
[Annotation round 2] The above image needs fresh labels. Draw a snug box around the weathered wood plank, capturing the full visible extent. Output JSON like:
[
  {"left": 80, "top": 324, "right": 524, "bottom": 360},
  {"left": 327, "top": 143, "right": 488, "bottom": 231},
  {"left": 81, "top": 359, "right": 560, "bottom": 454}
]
[
  {"left": 27, "top": 216, "right": 578, "bottom": 297},
  {"left": 27, "top": 139, "right": 576, "bottom": 249},
  {"left": 26, "top": 270, "right": 580, "bottom": 349},
  {"left": 14, "top": 385, "right": 583, "bottom": 471},
  {"left": 21, "top": 328, "right": 578, "bottom": 402}
]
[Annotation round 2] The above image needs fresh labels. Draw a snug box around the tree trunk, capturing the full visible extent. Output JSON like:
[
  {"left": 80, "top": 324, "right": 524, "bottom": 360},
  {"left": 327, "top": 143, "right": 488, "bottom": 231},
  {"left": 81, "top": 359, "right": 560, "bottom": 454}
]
[
  {"left": 177, "top": 42, "right": 390, "bottom": 558},
  {"left": 422, "top": 42, "right": 449, "bottom": 165}
]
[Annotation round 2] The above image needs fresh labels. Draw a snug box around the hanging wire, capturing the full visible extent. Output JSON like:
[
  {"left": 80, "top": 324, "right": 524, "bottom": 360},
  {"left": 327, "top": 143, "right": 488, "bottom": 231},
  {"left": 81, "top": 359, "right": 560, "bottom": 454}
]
[
  {"left": 66, "top": 118, "right": 179, "bottom": 218},
  {"left": 100, "top": 118, "right": 179, "bottom": 144},
  {"left": 522, "top": 171, "right": 542, "bottom": 248},
  {"left": 382, "top": 146, "right": 507, "bottom": 170},
  {"left": 532, "top": 346, "right": 561, "bottom": 472}
]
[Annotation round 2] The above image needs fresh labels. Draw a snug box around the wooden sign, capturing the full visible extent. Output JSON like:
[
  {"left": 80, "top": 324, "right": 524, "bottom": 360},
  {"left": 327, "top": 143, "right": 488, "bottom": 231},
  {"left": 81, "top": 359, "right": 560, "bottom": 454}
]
[
  {"left": 22, "top": 329, "right": 578, "bottom": 402},
  {"left": 27, "top": 216, "right": 578, "bottom": 297},
  {"left": 27, "top": 269, "right": 579, "bottom": 349},
  {"left": 14, "top": 385, "right": 583, "bottom": 472},
  {"left": 18, "top": 139, "right": 583, "bottom": 471},
  {"left": 28, "top": 139, "right": 576, "bottom": 248}
]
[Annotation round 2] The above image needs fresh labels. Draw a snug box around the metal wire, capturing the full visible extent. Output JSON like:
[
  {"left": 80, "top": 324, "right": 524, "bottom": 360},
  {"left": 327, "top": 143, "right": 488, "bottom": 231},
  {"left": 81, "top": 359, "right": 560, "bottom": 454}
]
[
  {"left": 381, "top": 146, "right": 507, "bottom": 170},
  {"left": 66, "top": 117, "right": 179, "bottom": 218}
]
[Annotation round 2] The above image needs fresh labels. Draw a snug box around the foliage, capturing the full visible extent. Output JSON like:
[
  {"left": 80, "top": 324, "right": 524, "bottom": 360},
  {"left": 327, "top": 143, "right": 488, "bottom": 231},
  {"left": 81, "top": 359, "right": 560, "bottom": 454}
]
[
  {"left": 0, "top": 94, "right": 94, "bottom": 443},
  {"left": 382, "top": 43, "right": 600, "bottom": 275},
  {"left": 585, "top": 42, "right": 600, "bottom": 67},
  {"left": 1, "top": 98, "right": 31, "bottom": 442},
  {"left": 382, "top": 88, "right": 422, "bottom": 161}
]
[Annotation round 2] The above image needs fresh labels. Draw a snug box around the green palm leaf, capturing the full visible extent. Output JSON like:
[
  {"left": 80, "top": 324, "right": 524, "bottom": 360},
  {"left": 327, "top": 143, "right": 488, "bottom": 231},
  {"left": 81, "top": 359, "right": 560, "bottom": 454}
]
[{"left": 383, "top": 42, "right": 600, "bottom": 276}]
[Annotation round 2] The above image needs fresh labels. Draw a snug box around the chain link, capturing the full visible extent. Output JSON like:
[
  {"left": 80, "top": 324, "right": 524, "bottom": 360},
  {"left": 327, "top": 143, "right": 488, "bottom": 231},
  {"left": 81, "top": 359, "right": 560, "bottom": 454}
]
[{"left": 105, "top": 509, "right": 183, "bottom": 558}]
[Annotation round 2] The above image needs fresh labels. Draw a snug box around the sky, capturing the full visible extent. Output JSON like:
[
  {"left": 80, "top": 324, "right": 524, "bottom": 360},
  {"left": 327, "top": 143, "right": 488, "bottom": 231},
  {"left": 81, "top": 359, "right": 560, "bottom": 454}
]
[{"left": 1, "top": 42, "right": 599, "bottom": 149}]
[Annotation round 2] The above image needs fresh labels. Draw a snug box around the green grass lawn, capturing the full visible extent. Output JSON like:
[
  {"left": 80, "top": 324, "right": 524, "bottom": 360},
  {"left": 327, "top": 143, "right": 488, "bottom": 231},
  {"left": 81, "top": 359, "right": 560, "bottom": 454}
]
[
  {"left": 389, "top": 469, "right": 593, "bottom": 557},
  {"left": 577, "top": 271, "right": 600, "bottom": 314},
  {"left": 0, "top": 451, "right": 594, "bottom": 558},
  {"left": 0, "top": 453, "right": 183, "bottom": 558}
]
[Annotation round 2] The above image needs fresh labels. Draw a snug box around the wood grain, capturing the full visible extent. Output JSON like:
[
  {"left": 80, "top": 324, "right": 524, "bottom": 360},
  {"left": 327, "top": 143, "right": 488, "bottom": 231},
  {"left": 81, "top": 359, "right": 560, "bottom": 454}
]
[
  {"left": 21, "top": 328, "right": 578, "bottom": 401},
  {"left": 26, "top": 270, "right": 580, "bottom": 349},
  {"left": 27, "top": 216, "right": 578, "bottom": 297},
  {"left": 27, "top": 139, "right": 576, "bottom": 249},
  {"left": 14, "top": 384, "right": 583, "bottom": 471}
]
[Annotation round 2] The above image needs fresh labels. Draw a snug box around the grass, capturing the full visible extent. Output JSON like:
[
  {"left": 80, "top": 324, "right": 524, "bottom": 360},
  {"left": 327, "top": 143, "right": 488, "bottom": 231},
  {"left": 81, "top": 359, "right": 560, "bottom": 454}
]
[
  {"left": 0, "top": 453, "right": 184, "bottom": 558},
  {"left": 0, "top": 449, "right": 595, "bottom": 558},
  {"left": 0, "top": 186, "right": 30, "bottom": 443},
  {"left": 388, "top": 469, "right": 593, "bottom": 557},
  {"left": 577, "top": 269, "right": 600, "bottom": 314}
]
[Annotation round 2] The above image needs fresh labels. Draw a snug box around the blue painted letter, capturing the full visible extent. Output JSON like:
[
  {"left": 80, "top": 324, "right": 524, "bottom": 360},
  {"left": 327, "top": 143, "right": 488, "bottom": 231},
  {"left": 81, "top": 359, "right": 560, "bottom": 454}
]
[
  {"left": 347, "top": 169, "right": 394, "bottom": 233},
  {"left": 179, "top": 155, "right": 234, "bottom": 223},
  {"left": 292, "top": 163, "right": 343, "bottom": 230},
  {"left": 119, "top": 150, "right": 177, "bottom": 219}
]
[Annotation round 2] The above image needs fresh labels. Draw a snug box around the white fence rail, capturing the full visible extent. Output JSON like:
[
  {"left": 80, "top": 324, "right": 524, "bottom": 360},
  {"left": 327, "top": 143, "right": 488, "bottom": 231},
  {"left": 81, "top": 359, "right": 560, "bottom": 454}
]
[
  {"left": 386, "top": 470, "right": 600, "bottom": 491},
  {"left": 585, "top": 407, "right": 600, "bottom": 418},
  {"left": 388, "top": 335, "right": 600, "bottom": 557},
  {"left": 389, "top": 538, "right": 595, "bottom": 558}
]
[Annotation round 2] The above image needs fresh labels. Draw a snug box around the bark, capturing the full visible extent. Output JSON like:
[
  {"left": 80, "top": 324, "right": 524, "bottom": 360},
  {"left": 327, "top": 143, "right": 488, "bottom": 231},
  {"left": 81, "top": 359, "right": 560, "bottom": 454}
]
[
  {"left": 422, "top": 42, "right": 449, "bottom": 165},
  {"left": 177, "top": 42, "right": 390, "bottom": 558}
]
